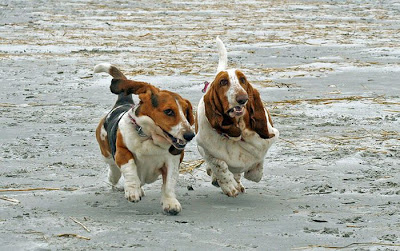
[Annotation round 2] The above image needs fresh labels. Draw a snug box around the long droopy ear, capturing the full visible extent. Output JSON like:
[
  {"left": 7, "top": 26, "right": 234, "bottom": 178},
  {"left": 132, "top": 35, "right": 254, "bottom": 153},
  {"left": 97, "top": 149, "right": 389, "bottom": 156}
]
[
  {"left": 184, "top": 99, "right": 195, "bottom": 126},
  {"left": 110, "top": 79, "right": 152, "bottom": 96},
  {"left": 204, "top": 83, "right": 241, "bottom": 138},
  {"left": 245, "top": 84, "right": 275, "bottom": 139}
]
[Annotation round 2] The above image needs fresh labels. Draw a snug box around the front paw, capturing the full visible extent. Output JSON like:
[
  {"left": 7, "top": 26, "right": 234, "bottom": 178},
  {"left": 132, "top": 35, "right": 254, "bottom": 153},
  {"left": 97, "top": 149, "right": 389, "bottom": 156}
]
[
  {"left": 161, "top": 198, "right": 182, "bottom": 215},
  {"left": 219, "top": 180, "right": 240, "bottom": 197},
  {"left": 124, "top": 186, "right": 143, "bottom": 202}
]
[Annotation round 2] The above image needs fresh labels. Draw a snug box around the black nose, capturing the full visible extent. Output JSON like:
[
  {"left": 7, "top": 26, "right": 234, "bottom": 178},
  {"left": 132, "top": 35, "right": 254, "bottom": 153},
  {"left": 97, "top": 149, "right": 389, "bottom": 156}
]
[
  {"left": 183, "top": 132, "right": 195, "bottom": 141},
  {"left": 236, "top": 94, "right": 248, "bottom": 105}
]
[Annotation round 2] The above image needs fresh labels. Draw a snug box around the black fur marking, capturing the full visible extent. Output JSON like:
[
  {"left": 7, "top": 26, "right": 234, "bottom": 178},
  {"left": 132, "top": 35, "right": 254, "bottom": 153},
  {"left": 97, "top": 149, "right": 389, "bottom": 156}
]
[
  {"left": 169, "top": 146, "right": 183, "bottom": 155},
  {"left": 114, "top": 93, "right": 134, "bottom": 108},
  {"left": 110, "top": 79, "right": 121, "bottom": 94},
  {"left": 151, "top": 93, "right": 158, "bottom": 107},
  {"left": 104, "top": 94, "right": 135, "bottom": 158},
  {"left": 135, "top": 104, "right": 141, "bottom": 116},
  {"left": 104, "top": 105, "right": 131, "bottom": 158}
]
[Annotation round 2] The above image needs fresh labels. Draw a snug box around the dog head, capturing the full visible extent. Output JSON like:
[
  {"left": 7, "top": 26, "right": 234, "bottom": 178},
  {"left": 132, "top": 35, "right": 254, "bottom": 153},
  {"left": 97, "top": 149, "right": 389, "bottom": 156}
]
[
  {"left": 203, "top": 37, "right": 275, "bottom": 139},
  {"left": 110, "top": 79, "right": 195, "bottom": 151}
]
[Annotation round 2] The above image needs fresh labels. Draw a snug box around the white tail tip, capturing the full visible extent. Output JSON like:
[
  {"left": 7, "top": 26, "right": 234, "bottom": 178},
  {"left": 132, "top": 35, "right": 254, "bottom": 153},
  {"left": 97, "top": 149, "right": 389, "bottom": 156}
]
[
  {"left": 216, "top": 36, "right": 228, "bottom": 73},
  {"left": 94, "top": 63, "right": 112, "bottom": 74}
]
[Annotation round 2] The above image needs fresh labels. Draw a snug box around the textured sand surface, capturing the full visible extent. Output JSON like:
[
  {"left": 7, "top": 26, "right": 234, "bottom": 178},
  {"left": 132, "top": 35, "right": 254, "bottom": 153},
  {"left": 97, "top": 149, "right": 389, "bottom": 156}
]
[{"left": 1, "top": 1, "right": 399, "bottom": 250}]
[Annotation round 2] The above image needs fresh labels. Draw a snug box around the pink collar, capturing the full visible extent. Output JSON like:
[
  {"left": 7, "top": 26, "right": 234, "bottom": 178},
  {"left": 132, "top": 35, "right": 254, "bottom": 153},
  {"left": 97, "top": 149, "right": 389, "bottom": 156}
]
[
  {"left": 128, "top": 107, "right": 148, "bottom": 138},
  {"left": 202, "top": 81, "right": 210, "bottom": 93}
]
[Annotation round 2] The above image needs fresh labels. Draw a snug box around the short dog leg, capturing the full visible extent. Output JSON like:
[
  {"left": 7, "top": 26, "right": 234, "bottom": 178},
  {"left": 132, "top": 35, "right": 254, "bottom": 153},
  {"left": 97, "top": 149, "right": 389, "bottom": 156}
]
[
  {"left": 105, "top": 157, "right": 121, "bottom": 186},
  {"left": 233, "top": 173, "right": 245, "bottom": 193},
  {"left": 160, "top": 160, "right": 181, "bottom": 215},
  {"left": 115, "top": 138, "right": 143, "bottom": 202},
  {"left": 244, "top": 162, "right": 263, "bottom": 182},
  {"left": 208, "top": 157, "right": 239, "bottom": 197},
  {"left": 119, "top": 159, "right": 143, "bottom": 202}
]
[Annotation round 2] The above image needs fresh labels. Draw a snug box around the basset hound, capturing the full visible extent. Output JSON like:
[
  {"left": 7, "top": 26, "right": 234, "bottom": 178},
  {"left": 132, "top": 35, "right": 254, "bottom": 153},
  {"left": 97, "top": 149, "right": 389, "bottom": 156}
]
[
  {"left": 195, "top": 37, "right": 279, "bottom": 197},
  {"left": 94, "top": 63, "right": 195, "bottom": 215}
]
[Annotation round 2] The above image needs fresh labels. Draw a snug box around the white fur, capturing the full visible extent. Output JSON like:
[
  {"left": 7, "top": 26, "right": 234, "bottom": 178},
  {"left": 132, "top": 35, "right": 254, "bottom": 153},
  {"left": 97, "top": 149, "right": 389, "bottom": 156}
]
[
  {"left": 216, "top": 36, "right": 228, "bottom": 73},
  {"left": 169, "top": 100, "right": 191, "bottom": 137},
  {"left": 226, "top": 69, "right": 246, "bottom": 108},
  {"left": 196, "top": 37, "right": 279, "bottom": 196},
  {"left": 216, "top": 38, "right": 246, "bottom": 109},
  {"left": 116, "top": 110, "right": 183, "bottom": 213},
  {"left": 196, "top": 98, "right": 279, "bottom": 196},
  {"left": 100, "top": 125, "right": 107, "bottom": 141},
  {"left": 94, "top": 63, "right": 112, "bottom": 74}
]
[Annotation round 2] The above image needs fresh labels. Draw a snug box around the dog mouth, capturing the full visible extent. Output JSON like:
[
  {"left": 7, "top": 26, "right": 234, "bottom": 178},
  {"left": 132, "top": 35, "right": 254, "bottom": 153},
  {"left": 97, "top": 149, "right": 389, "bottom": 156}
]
[
  {"left": 162, "top": 130, "right": 187, "bottom": 150},
  {"left": 227, "top": 105, "right": 245, "bottom": 117}
]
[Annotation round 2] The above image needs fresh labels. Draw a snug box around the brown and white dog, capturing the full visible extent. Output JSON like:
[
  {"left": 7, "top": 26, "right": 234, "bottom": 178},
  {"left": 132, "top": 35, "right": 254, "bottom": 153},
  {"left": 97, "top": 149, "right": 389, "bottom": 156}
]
[
  {"left": 94, "top": 63, "right": 195, "bottom": 215},
  {"left": 195, "top": 37, "right": 279, "bottom": 197}
]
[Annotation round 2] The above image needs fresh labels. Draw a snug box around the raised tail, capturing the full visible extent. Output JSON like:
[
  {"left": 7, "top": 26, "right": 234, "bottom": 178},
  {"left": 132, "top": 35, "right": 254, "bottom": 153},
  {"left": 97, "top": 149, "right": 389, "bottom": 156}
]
[
  {"left": 94, "top": 63, "right": 127, "bottom": 80},
  {"left": 94, "top": 63, "right": 133, "bottom": 106},
  {"left": 216, "top": 36, "right": 228, "bottom": 73}
]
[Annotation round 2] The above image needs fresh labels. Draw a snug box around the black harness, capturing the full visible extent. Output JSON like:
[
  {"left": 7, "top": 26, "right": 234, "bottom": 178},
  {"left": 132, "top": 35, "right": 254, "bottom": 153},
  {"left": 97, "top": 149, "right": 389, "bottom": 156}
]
[{"left": 104, "top": 104, "right": 132, "bottom": 158}]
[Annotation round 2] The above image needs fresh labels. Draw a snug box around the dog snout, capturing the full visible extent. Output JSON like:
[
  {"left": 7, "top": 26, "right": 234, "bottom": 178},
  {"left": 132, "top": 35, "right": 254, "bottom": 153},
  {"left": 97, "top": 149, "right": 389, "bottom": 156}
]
[
  {"left": 183, "top": 131, "right": 195, "bottom": 141},
  {"left": 236, "top": 94, "right": 249, "bottom": 105}
]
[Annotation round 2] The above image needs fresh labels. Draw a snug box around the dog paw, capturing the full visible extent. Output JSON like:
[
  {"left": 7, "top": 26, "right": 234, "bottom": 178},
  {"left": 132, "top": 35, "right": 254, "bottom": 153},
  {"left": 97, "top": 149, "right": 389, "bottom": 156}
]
[
  {"left": 161, "top": 198, "right": 182, "bottom": 215},
  {"left": 236, "top": 182, "right": 245, "bottom": 193},
  {"left": 219, "top": 180, "right": 239, "bottom": 197},
  {"left": 124, "top": 186, "right": 142, "bottom": 202}
]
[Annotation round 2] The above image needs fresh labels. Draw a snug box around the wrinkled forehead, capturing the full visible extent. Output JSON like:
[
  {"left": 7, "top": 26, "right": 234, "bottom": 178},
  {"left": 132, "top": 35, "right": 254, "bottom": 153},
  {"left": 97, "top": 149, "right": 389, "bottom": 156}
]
[
  {"left": 214, "top": 69, "right": 246, "bottom": 84},
  {"left": 157, "top": 90, "right": 188, "bottom": 109}
]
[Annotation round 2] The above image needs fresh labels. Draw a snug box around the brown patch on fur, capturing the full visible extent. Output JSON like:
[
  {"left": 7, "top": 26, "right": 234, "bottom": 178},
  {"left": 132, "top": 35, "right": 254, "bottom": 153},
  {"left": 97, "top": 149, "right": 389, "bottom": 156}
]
[
  {"left": 110, "top": 78, "right": 194, "bottom": 133},
  {"left": 203, "top": 70, "right": 274, "bottom": 139},
  {"left": 241, "top": 72, "right": 275, "bottom": 139},
  {"left": 160, "top": 165, "right": 167, "bottom": 184},
  {"left": 114, "top": 129, "right": 134, "bottom": 167},
  {"left": 137, "top": 90, "right": 194, "bottom": 133},
  {"left": 203, "top": 71, "right": 241, "bottom": 137},
  {"left": 110, "top": 79, "right": 156, "bottom": 96},
  {"left": 96, "top": 117, "right": 111, "bottom": 158},
  {"left": 109, "top": 66, "right": 127, "bottom": 80}
]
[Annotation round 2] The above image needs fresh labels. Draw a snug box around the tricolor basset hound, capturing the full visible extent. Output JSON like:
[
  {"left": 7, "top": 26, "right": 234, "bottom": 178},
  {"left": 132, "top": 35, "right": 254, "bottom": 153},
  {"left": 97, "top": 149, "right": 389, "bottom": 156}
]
[
  {"left": 195, "top": 37, "right": 279, "bottom": 197},
  {"left": 94, "top": 63, "right": 195, "bottom": 215}
]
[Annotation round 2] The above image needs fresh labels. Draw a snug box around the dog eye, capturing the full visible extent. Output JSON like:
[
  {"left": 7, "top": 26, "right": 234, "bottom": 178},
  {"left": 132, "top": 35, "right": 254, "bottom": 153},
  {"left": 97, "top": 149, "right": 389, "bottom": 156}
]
[
  {"left": 220, "top": 79, "right": 228, "bottom": 86},
  {"left": 164, "top": 109, "right": 175, "bottom": 116},
  {"left": 240, "top": 77, "right": 246, "bottom": 85}
]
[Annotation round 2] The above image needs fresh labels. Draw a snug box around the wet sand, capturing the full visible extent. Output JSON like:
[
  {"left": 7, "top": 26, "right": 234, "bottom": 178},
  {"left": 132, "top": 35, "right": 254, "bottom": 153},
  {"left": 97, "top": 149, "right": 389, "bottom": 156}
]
[{"left": 1, "top": 1, "right": 399, "bottom": 250}]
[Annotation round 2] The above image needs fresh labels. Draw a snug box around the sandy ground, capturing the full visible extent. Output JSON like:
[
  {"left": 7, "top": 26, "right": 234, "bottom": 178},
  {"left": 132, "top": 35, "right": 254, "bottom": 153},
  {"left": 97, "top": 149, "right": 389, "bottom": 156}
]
[{"left": 1, "top": 0, "right": 400, "bottom": 250}]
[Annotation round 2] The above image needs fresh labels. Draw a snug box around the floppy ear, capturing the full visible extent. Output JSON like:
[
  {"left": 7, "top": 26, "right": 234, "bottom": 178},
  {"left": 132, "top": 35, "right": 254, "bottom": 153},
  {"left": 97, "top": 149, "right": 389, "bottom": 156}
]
[
  {"left": 204, "top": 83, "right": 241, "bottom": 138},
  {"left": 246, "top": 85, "right": 275, "bottom": 139},
  {"left": 110, "top": 79, "right": 151, "bottom": 96},
  {"left": 184, "top": 99, "right": 195, "bottom": 126}
]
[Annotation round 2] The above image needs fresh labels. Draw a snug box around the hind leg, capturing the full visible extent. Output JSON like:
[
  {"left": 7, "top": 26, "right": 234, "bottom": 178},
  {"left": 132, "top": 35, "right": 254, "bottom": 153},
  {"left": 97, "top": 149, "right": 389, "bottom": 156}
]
[
  {"left": 206, "top": 166, "right": 220, "bottom": 187},
  {"left": 104, "top": 157, "right": 121, "bottom": 185},
  {"left": 244, "top": 162, "right": 263, "bottom": 182}
]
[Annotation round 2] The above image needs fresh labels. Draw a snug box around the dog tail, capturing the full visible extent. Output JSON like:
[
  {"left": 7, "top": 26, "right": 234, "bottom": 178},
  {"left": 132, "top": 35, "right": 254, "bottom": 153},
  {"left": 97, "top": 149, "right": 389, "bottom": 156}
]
[
  {"left": 216, "top": 36, "right": 228, "bottom": 73},
  {"left": 94, "top": 63, "right": 127, "bottom": 80}
]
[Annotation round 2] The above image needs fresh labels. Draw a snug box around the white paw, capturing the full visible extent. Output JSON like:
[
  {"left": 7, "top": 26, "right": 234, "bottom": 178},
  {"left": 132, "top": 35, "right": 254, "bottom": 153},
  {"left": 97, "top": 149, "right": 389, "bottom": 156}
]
[
  {"left": 219, "top": 179, "right": 240, "bottom": 197},
  {"left": 161, "top": 197, "right": 182, "bottom": 215},
  {"left": 124, "top": 186, "right": 142, "bottom": 202},
  {"left": 236, "top": 181, "right": 246, "bottom": 193}
]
